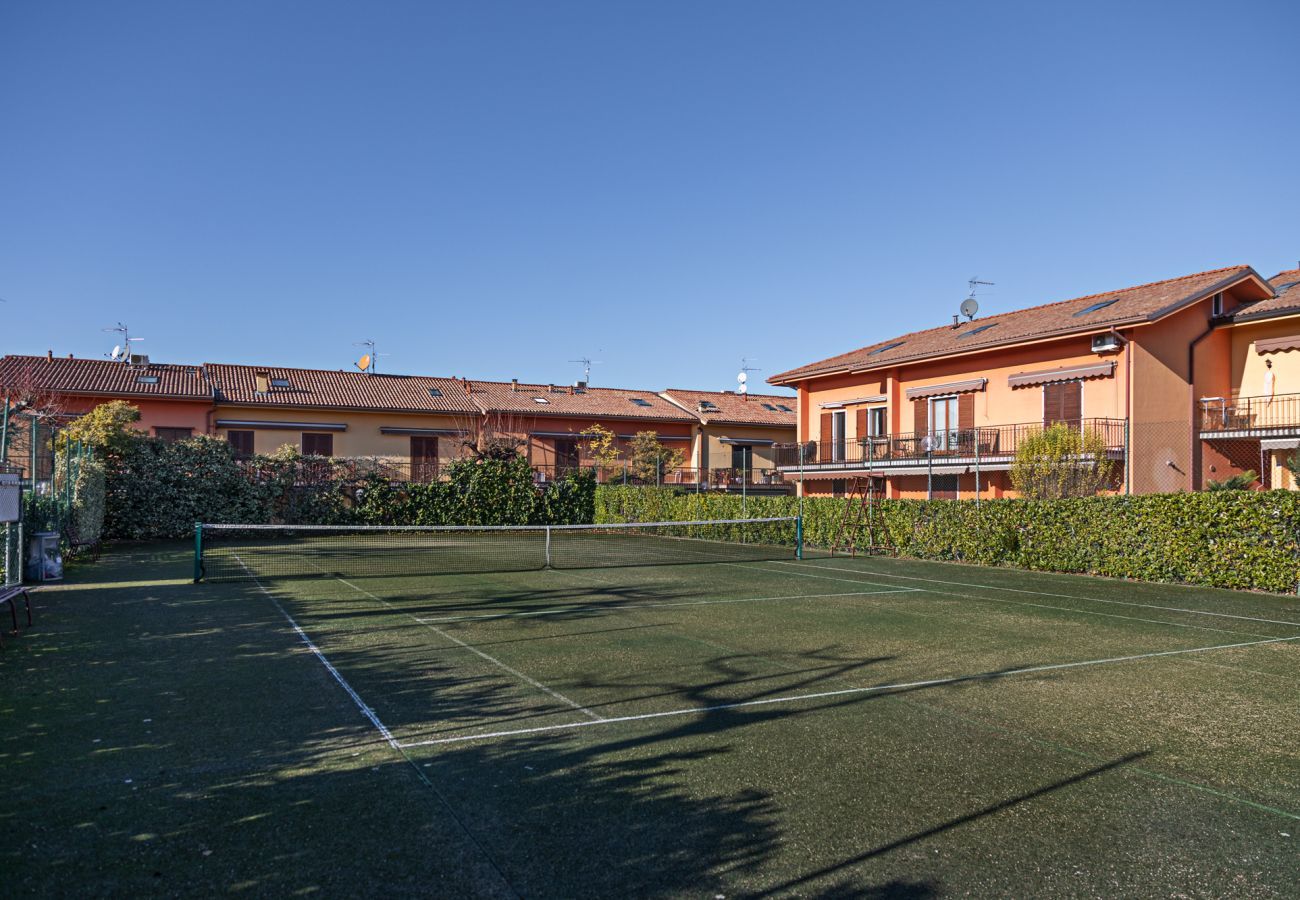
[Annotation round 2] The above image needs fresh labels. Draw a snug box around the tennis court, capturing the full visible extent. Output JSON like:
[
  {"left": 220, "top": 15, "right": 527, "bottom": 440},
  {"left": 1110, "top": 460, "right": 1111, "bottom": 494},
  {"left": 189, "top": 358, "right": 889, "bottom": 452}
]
[{"left": 6, "top": 526, "right": 1299, "bottom": 896}]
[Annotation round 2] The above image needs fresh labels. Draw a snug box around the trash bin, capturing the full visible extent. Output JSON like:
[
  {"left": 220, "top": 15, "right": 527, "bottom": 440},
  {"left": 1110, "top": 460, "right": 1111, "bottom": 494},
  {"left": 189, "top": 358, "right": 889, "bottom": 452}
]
[{"left": 26, "top": 531, "right": 63, "bottom": 582}]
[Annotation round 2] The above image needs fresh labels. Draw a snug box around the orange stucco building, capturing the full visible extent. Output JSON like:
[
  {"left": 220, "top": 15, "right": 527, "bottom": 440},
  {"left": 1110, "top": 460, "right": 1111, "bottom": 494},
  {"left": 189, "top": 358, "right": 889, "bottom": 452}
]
[{"left": 770, "top": 264, "right": 1294, "bottom": 498}]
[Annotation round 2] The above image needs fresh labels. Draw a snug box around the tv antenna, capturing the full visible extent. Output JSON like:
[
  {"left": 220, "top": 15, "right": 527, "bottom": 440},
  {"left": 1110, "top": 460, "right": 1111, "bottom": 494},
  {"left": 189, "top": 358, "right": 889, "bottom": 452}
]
[
  {"left": 353, "top": 339, "right": 387, "bottom": 374},
  {"left": 961, "top": 278, "right": 994, "bottom": 320},
  {"left": 569, "top": 356, "right": 602, "bottom": 385},
  {"left": 737, "top": 358, "right": 761, "bottom": 395},
  {"left": 103, "top": 322, "right": 144, "bottom": 361}
]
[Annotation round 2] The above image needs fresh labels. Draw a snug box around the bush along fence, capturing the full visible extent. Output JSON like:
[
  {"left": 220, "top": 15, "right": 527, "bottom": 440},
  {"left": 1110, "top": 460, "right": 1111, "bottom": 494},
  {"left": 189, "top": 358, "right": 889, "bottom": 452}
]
[{"left": 593, "top": 486, "right": 1300, "bottom": 595}]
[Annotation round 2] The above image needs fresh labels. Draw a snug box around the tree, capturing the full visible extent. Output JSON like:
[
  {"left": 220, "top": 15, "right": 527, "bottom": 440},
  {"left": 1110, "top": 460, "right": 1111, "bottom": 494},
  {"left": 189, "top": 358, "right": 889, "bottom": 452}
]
[
  {"left": 1287, "top": 453, "right": 1299, "bottom": 485},
  {"left": 628, "top": 431, "right": 685, "bottom": 484},
  {"left": 1010, "top": 423, "right": 1115, "bottom": 500},
  {"left": 1206, "top": 470, "right": 1258, "bottom": 491},
  {"left": 580, "top": 424, "right": 621, "bottom": 468},
  {"left": 452, "top": 410, "right": 528, "bottom": 461},
  {"left": 57, "top": 400, "right": 143, "bottom": 454}
]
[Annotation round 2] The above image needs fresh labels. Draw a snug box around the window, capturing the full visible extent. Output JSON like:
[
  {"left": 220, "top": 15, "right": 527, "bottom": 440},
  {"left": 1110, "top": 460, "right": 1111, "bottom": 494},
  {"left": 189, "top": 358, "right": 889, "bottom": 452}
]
[
  {"left": 136, "top": 375, "right": 160, "bottom": 384},
  {"left": 831, "top": 479, "right": 846, "bottom": 498},
  {"left": 868, "top": 407, "right": 887, "bottom": 437},
  {"left": 1211, "top": 292, "right": 1224, "bottom": 317},
  {"left": 699, "top": 400, "right": 718, "bottom": 410},
  {"left": 428, "top": 388, "right": 443, "bottom": 398},
  {"left": 629, "top": 398, "right": 653, "bottom": 407},
  {"left": 554, "top": 438, "right": 579, "bottom": 472},
  {"left": 868, "top": 341, "right": 904, "bottom": 355},
  {"left": 929, "top": 396, "right": 960, "bottom": 450},
  {"left": 776, "top": 404, "right": 793, "bottom": 413},
  {"left": 1073, "top": 298, "right": 1119, "bottom": 317},
  {"left": 533, "top": 397, "right": 550, "bottom": 404},
  {"left": 270, "top": 378, "right": 291, "bottom": 388},
  {"left": 957, "top": 323, "right": 998, "bottom": 339},
  {"left": 929, "top": 474, "right": 959, "bottom": 500},
  {"left": 1043, "top": 381, "right": 1082, "bottom": 427},
  {"left": 154, "top": 427, "right": 192, "bottom": 443},
  {"left": 832, "top": 410, "right": 846, "bottom": 461},
  {"left": 411, "top": 436, "right": 438, "bottom": 483},
  {"left": 760, "top": 403, "right": 777, "bottom": 411},
  {"left": 731, "top": 444, "right": 753, "bottom": 471},
  {"left": 227, "top": 430, "right": 254, "bottom": 459},
  {"left": 302, "top": 433, "right": 333, "bottom": 457}
]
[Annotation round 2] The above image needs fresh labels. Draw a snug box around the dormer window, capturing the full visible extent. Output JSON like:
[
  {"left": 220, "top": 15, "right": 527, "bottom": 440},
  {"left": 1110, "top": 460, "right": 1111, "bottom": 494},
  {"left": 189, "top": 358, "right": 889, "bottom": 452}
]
[{"left": 1073, "top": 298, "right": 1119, "bottom": 317}]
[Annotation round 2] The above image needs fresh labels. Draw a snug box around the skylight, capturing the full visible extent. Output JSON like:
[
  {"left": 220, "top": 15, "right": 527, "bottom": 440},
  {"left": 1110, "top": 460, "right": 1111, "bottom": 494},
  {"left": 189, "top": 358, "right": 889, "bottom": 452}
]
[
  {"left": 136, "top": 375, "right": 160, "bottom": 384},
  {"left": 699, "top": 401, "right": 718, "bottom": 409},
  {"left": 957, "top": 323, "right": 998, "bottom": 339},
  {"left": 428, "top": 388, "right": 442, "bottom": 397},
  {"left": 868, "top": 341, "right": 904, "bottom": 355},
  {"left": 629, "top": 398, "right": 653, "bottom": 407},
  {"left": 270, "top": 378, "right": 291, "bottom": 388},
  {"left": 776, "top": 404, "right": 793, "bottom": 412},
  {"left": 1073, "top": 298, "right": 1119, "bottom": 317},
  {"left": 533, "top": 397, "right": 550, "bottom": 404},
  {"left": 761, "top": 403, "right": 778, "bottom": 411}
]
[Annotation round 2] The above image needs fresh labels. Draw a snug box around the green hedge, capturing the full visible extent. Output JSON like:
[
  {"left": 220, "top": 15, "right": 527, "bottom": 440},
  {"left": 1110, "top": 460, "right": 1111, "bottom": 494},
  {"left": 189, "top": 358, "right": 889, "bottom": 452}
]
[{"left": 594, "top": 487, "right": 1300, "bottom": 595}]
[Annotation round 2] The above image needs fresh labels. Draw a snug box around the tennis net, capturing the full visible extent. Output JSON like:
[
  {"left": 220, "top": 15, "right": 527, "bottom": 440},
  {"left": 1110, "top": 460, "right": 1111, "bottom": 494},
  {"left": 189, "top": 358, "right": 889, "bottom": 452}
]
[{"left": 195, "top": 517, "right": 802, "bottom": 581}]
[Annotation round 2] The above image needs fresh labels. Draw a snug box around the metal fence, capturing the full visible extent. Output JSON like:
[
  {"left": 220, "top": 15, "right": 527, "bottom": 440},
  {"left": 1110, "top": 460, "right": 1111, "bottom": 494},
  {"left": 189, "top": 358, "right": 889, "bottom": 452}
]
[{"left": 1200, "top": 393, "right": 1300, "bottom": 433}]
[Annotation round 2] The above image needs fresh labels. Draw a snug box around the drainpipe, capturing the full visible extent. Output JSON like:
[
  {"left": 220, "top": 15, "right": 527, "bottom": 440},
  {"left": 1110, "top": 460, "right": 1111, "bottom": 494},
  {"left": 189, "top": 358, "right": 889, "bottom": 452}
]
[{"left": 1188, "top": 319, "right": 1220, "bottom": 492}]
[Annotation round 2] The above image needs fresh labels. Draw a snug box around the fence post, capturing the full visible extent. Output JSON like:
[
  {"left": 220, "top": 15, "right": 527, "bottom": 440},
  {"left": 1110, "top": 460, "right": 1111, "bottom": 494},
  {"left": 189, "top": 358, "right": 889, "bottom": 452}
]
[
  {"left": 193, "top": 523, "right": 203, "bottom": 582},
  {"left": 544, "top": 526, "right": 552, "bottom": 568},
  {"left": 1124, "top": 419, "right": 1131, "bottom": 495},
  {"left": 974, "top": 433, "right": 981, "bottom": 507},
  {"left": 795, "top": 515, "right": 804, "bottom": 560},
  {"left": 1, "top": 397, "right": 9, "bottom": 463}
]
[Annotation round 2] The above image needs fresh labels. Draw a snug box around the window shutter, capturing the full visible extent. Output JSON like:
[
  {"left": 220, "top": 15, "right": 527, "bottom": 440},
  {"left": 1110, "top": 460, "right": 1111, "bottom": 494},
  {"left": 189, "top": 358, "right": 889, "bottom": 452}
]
[
  {"left": 958, "top": 393, "right": 974, "bottom": 431},
  {"left": 856, "top": 408, "right": 867, "bottom": 439},
  {"left": 1044, "top": 381, "right": 1082, "bottom": 426},
  {"left": 913, "top": 399, "right": 928, "bottom": 435},
  {"left": 819, "top": 412, "right": 833, "bottom": 462}
]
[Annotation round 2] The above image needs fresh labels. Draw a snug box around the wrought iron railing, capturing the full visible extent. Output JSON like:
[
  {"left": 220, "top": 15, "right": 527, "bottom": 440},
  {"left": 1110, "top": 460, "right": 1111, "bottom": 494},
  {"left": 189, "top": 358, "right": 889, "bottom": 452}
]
[
  {"left": 1200, "top": 393, "right": 1300, "bottom": 433},
  {"left": 774, "top": 417, "right": 1127, "bottom": 468}
]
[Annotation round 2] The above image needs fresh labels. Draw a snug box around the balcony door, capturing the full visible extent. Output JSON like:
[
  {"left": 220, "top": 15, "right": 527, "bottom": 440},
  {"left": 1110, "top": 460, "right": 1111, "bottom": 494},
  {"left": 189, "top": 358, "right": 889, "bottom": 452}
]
[
  {"left": 930, "top": 396, "right": 960, "bottom": 451},
  {"left": 1044, "top": 381, "right": 1082, "bottom": 428},
  {"left": 410, "top": 436, "right": 439, "bottom": 483},
  {"left": 832, "top": 411, "right": 846, "bottom": 461},
  {"left": 554, "top": 438, "right": 580, "bottom": 474}
]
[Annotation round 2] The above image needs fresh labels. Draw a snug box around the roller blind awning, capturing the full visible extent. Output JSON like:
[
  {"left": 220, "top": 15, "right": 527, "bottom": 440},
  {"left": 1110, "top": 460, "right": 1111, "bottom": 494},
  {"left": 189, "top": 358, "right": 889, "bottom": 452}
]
[
  {"left": 1008, "top": 361, "right": 1115, "bottom": 388},
  {"left": 904, "top": 379, "right": 986, "bottom": 401}
]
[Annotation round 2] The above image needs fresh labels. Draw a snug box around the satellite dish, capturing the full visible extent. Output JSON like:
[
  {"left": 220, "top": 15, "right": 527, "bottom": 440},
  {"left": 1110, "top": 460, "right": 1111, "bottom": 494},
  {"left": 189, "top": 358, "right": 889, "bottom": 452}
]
[
  {"left": 357, "top": 354, "right": 371, "bottom": 372},
  {"left": 110, "top": 345, "right": 122, "bottom": 360},
  {"left": 737, "top": 372, "right": 748, "bottom": 384},
  {"left": 960, "top": 297, "right": 979, "bottom": 320},
  {"left": 739, "top": 382, "right": 748, "bottom": 394}
]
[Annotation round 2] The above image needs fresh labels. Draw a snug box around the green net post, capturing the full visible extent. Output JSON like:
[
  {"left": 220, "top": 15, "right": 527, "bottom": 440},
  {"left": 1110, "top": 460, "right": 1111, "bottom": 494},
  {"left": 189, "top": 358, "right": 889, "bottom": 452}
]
[
  {"left": 193, "top": 523, "right": 203, "bottom": 583},
  {"left": 795, "top": 515, "right": 804, "bottom": 560}
]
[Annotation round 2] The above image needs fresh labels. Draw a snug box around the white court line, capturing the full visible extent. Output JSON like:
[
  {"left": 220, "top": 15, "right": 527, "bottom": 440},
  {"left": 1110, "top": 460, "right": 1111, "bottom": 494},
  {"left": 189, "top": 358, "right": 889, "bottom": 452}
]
[
  {"left": 234, "top": 555, "right": 400, "bottom": 748},
  {"left": 743, "top": 563, "right": 1286, "bottom": 639},
  {"left": 413, "top": 588, "right": 919, "bottom": 624},
  {"left": 334, "top": 577, "right": 604, "bottom": 722},
  {"left": 776, "top": 560, "right": 1300, "bottom": 628},
  {"left": 396, "top": 633, "right": 1300, "bottom": 748}
]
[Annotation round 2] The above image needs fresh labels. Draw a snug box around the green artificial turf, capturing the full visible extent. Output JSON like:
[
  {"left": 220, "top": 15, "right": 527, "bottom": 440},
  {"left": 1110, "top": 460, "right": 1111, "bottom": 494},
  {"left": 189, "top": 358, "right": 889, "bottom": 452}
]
[{"left": 3, "top": 543, "right": 1298, "bottom": 897}]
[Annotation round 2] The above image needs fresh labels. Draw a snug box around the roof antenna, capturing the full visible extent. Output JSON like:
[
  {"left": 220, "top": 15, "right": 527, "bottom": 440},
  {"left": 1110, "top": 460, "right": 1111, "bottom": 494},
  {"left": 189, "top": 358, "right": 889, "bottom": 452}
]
[
  {"left": 738, "top": 358, "right": 761, "bottom": 398},
  {"left": 103, "top": 322, "right": 144, "bottom": 362},
  {"left": 353, "top": 339, "right": 387, "bottom": 375},
  {"left": 960, "top": 277, "right": 994, "bottom": 321},
  {"left": 568, "top": 355, "right": 602, "bottom": 386}
]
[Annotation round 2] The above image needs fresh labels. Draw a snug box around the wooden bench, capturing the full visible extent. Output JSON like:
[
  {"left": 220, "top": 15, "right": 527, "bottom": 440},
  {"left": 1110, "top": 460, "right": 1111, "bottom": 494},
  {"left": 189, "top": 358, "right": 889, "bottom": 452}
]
[{"left": 0, "top": 585, "right": 32, "bottom": 649}]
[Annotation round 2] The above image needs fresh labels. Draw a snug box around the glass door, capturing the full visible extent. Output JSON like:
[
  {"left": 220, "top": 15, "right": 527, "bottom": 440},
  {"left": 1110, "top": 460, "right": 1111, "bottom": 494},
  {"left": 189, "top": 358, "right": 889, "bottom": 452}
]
[{"left": 930, "top": 397, "right": 959, "bottom": 451}]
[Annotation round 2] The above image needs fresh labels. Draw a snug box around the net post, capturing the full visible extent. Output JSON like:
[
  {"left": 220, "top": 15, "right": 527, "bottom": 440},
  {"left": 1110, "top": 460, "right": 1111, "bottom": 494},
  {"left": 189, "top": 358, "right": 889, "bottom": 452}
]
[
  {"left": 795, "top": 515, "right": 804, "bottom": 560},
  {"left": 193, "top": 523, "right": 203, "bottom": 583},
  {"left": 544, "top": 526, "right": 552, "bottom": 568}
]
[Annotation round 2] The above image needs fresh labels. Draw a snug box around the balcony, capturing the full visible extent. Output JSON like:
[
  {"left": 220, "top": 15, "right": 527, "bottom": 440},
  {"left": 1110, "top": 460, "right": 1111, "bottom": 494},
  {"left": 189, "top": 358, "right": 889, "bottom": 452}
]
[
  {"left": 1200, "top": 394, "right": 1300, "bottom": 438},
  {"left": 532, "top": 464, "right": 789, "bottom": 492},
  {"left": 775, "top": 417, "right": 1127, "bottom": 474}
]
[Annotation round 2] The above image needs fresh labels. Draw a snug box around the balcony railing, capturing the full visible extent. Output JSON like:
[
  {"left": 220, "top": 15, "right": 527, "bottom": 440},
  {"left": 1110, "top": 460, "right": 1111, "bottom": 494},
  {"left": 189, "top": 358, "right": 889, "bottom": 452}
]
[
  {"left": 531, "top": 464, "right": 786, "bottom": 489},
  {"left": 1200, "top": 393, "right": 1300, "bottom": 434},
  {"left": 775, "top": 417, "right": 1127, "bottom": 469}
]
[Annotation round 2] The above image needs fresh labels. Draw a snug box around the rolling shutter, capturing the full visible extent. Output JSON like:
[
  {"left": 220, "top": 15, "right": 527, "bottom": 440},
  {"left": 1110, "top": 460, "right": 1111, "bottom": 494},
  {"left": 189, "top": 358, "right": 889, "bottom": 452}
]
[
  {"left": 1043, "top": 381, "right": 1082, "bottom": 427},
  {"left": 913, "top": 398, "right": 928, "bottom": 435},
  {"left": 958, "top": 393, "right": 974, "bottom": 431},
  {"left": 856, "top": 408, "right": 868, "bottom": 440},
  {"left": 819, "top": 412, "right": 833, "bottom": 462}
]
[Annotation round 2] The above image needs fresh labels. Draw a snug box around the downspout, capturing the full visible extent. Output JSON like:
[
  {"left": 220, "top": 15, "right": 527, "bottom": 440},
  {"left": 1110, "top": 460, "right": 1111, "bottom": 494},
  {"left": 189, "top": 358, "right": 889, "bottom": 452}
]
[{"left": 1187, "top": 319, "right": 1219, "bottom": 492}]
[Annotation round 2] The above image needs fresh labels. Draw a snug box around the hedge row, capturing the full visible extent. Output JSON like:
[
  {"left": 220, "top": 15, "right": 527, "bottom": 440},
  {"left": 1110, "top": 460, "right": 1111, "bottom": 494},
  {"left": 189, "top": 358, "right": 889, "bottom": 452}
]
[{"left": 594, "top": 486, "right": 1300, "bottom": 594}]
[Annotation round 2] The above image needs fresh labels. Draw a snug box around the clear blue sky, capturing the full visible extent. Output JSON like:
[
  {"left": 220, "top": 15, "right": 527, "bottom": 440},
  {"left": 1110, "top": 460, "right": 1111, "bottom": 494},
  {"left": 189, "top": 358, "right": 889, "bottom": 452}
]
[{"left": 2, "top": 1, "right": 1297, "bottom": 395}]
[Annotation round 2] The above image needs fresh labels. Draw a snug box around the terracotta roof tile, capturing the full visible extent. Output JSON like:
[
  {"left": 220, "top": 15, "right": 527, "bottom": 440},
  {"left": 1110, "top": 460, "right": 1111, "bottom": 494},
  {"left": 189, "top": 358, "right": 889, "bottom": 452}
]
[
  {"left": 0, "top": 355, "right": 213, "bottom": 399},
  {"left": 660, "top": 389, "right": 796, "bottom": 425},
  {"left": 205, "top": 363, "right": 477, "bottom": 413},
  {"left": 1233, "top": 269, "right": 1300, "bottom": 322},
  {"left": 466, "top": 380, "right": 696, "bottom": 423},
  {"left": 771, "top": 265, "right": 1266, "bottom": 385}
]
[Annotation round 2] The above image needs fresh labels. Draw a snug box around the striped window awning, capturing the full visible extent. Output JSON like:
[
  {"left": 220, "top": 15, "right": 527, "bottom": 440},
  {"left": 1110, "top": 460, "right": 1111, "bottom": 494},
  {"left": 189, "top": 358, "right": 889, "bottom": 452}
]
[
  {"left": 904, "top": 379, "right": 987, "bottom": 401},
  {"left": 1255, "top": 335, "right": 1300, "bottom": 354},
  {"left": 215, "top": 419, "right": 348, "bottom": 431},
  {"left": 1008, "top": 361, "right": 1115, "bottom": 388}
]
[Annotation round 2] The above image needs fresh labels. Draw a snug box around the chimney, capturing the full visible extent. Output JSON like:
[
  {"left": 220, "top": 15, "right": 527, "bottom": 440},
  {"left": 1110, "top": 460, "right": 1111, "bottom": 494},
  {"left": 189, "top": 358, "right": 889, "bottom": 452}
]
[
  {"left": 569, "top": 384, "right": 575, "bottom": 395},
  {"left": 254, "top": 370, "right": 270, "bottom": 394},
  {"left": 952, "top": 315, "right": 960, "bottom": 328},
  {"left": 511, "top": 378, "right": 519, "bottom": 392},
  {"left": 547, "top": 383, "right": 555, "bottom": 393},
  {"left": 465, "top": 379, "right": 473, "bottom": 394},
  {"left": 46, "top": 350, "right": 53, "bottom": 361}
]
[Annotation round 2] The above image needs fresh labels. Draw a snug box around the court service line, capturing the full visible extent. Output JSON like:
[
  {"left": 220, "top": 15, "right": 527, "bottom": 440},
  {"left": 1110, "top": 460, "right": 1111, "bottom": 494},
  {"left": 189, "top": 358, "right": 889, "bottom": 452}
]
[
  {"left": 396, "top": 633, "right": 1300, "bottom": 749},
  {"left": 413, "top": 588, "right": 920, "bottom": 624},
  {"left": 740, "top": 564, "right": 1282, "bottom": 639},
  {"left": 334, "top": 577, "right": 605, "bottom": 722},
  {"left": 776, "top": 560, "right": 1300, "bottom": 628},
  {"left": 234, "top": 556, "right": 400, "bottom": 748}
]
